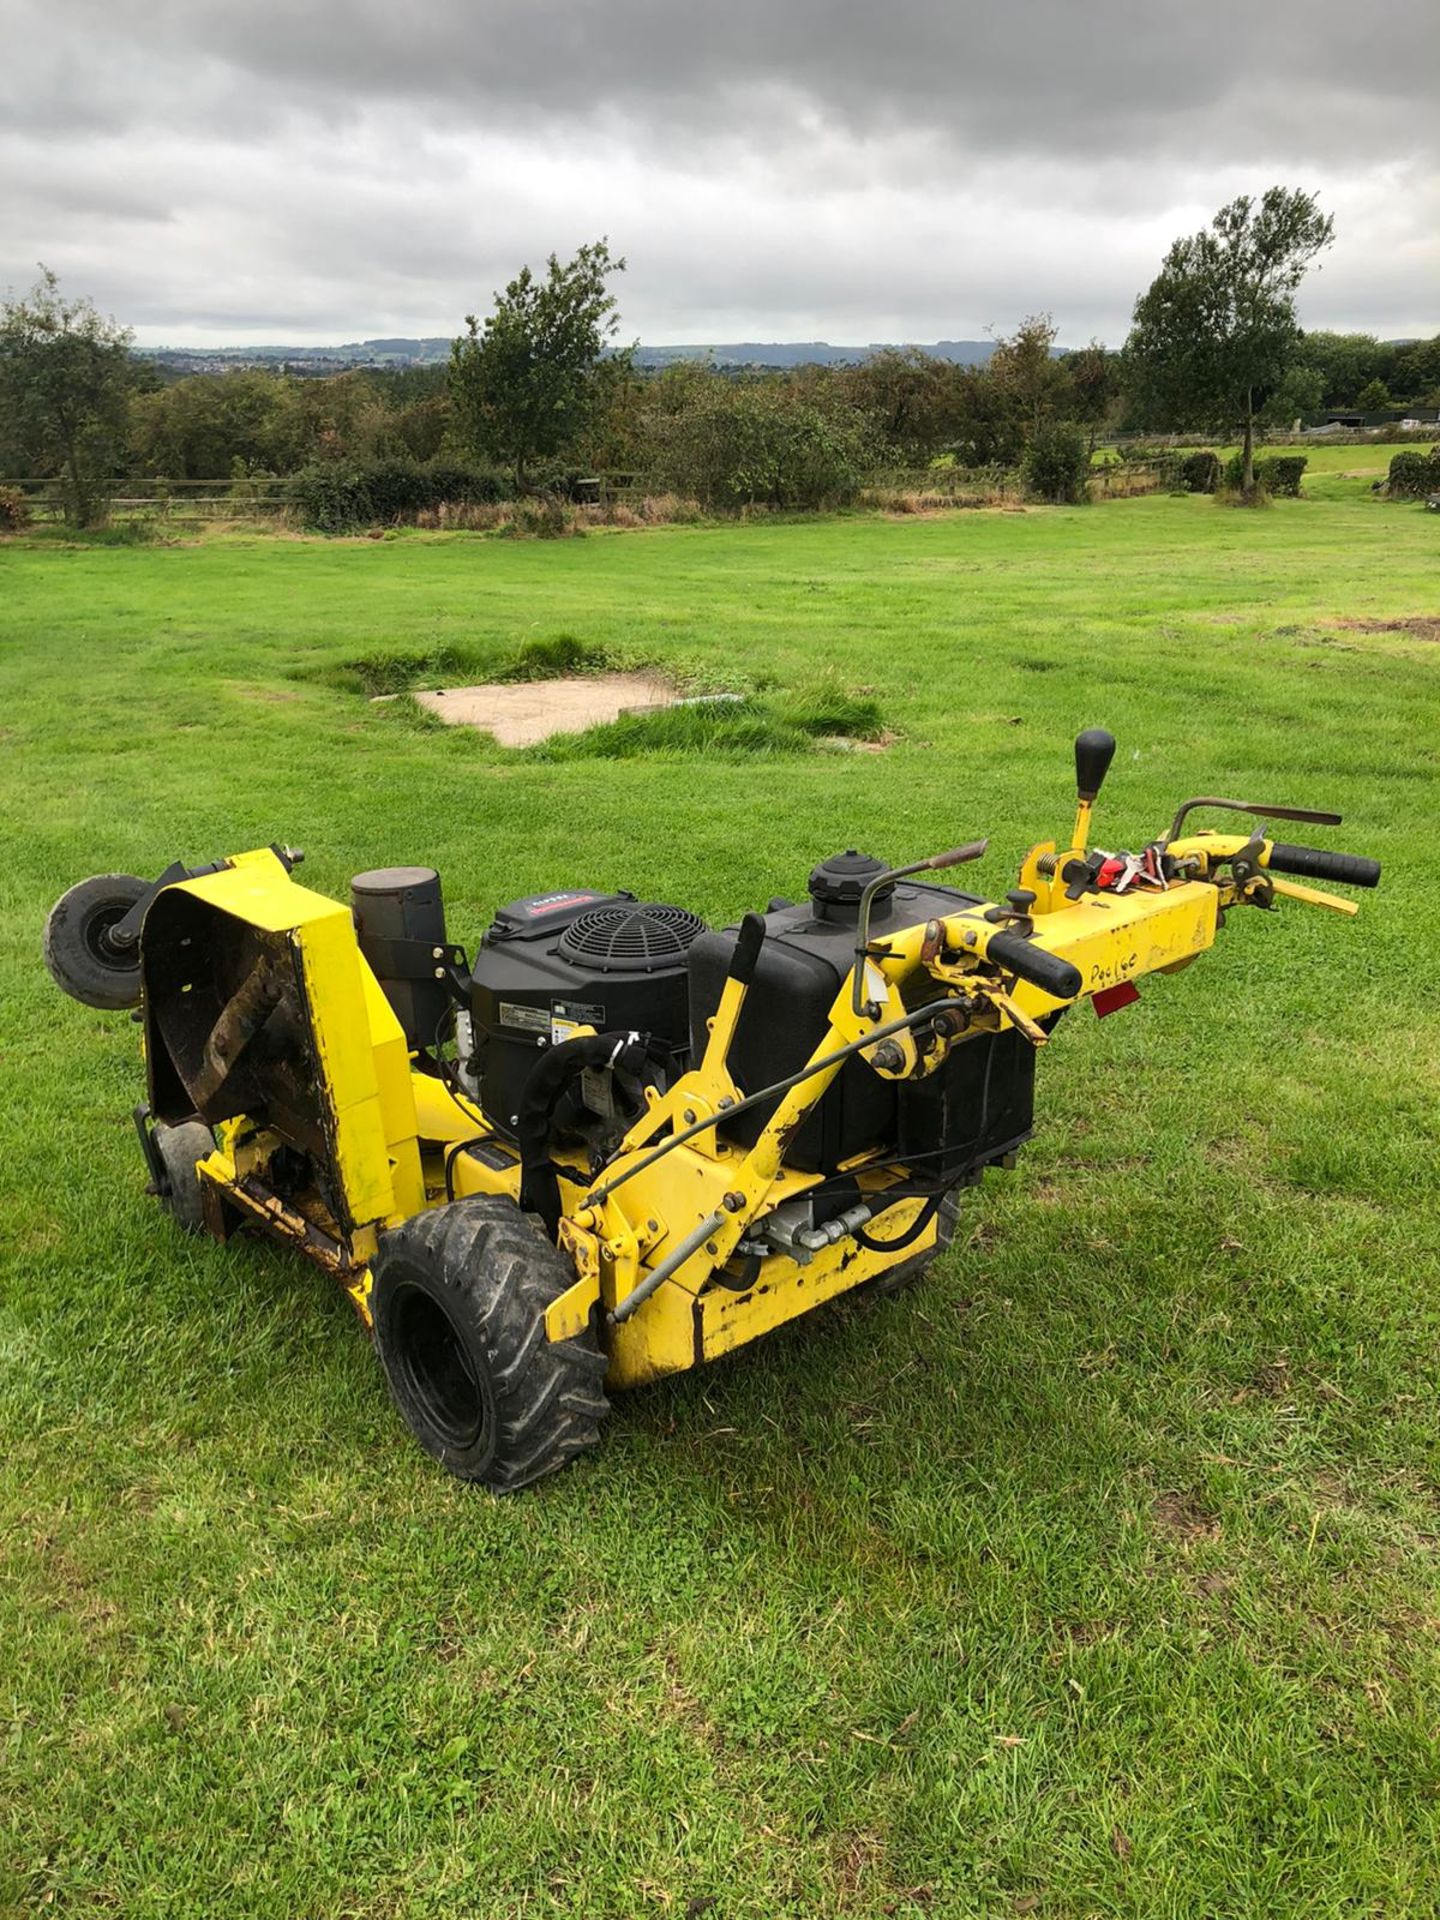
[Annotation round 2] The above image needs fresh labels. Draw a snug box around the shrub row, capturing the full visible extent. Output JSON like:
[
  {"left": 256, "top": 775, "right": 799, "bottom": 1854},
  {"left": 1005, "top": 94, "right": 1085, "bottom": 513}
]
[
  {"left": 291, "top": 459, "right": 514, "bottom": 531},
  {"left": 1223, "top": 453, "right": 1308, "bottom": 496},
  {"left": 1386, "top": 447, "right": 1440, "bottom": 496}
]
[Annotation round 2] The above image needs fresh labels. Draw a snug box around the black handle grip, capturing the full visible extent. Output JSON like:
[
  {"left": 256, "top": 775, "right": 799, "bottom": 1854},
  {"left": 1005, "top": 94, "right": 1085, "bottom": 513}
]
[
  {"left": 986, "top": 930, "right": 1083, "bottom": 1001},
  {"left": 1266, "top": 843, "right": 1381, "bottom": 889},
  {"left": 1074, "top": 728, "right": 1117, "bottom": 801},
  {"left": 729, "top": 912, "right": 767, "bottom": 986}
]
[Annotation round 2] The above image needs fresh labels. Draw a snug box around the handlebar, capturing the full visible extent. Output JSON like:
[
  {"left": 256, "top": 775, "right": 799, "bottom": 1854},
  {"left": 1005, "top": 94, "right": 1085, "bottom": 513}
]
[
  {"left": 985, "top": 930, "right": 1083, "bottom": 1002},
  {"left": 1264, "top": 843, "right": 1381, "bottom": 889}
]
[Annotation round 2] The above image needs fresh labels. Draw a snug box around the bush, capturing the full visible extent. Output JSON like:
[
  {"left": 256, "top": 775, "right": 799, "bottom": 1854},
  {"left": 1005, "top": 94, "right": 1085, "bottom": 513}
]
[
  {"left": 640, "top": 378, "right": 877, "bottom": 511},
  {"left": 292, "top": 457, "right": 515, "bottom": 530},
  {"left": 1178, "top": 451, "right": 1221, "bottom": 494},
  {"left": 0, "top": 484, "right": 31, "bottom": 532},
  {"left": 292, "top": 462, "right": 374, "bottom": 532},
  {"left": 1387, "top": 447, "right": 1440, "bottom": 497},
  {"left": 1259, "top": 454, "right": 1307, "bottom": 497},
  {"left": 426, "top": 461, "right": 512, "bottom": 505},
  {"left": 524, "top": 461, "right": 595, "bottom": 501},
  {"left": 506, "top": 496, "right": 575, "bottom": 538},
  {"left": 362, "top": 459, "right": 440, "bottom": 521},
  {"left": 1022, "top": 423, "right": 1090, "bottom": 504},
  {"left": 1222, "top": 452, "right": 1308, "bottom": 497}
]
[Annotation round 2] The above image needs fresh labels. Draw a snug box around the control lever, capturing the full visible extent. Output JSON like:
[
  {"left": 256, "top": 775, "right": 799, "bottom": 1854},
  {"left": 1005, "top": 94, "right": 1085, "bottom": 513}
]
[
  {"left": 1162, "top": 796, "right": 1342, "bottom": 848},
  {"left": 851, "top": 839, "right": 989, "bottom": 1016},
  {"left": 1071, "top": 728, "right": 1116, "bottom": 850}
]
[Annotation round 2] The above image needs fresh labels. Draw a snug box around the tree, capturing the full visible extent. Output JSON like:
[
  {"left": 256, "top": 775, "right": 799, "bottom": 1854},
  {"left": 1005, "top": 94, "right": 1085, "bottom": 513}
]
[
  {"left": 1061, "top": 340, "right": 1121, "bottom": 452},
  {"left": 988, "top": 314, "right": 1067, "bottom": 440},
  {"left": 1356, "top": 377, "right": 1391, "bottom": 413},
  {"left": 0, "top": 268, "right": 135, "bottom": 525},
  {"left": 1391, "top": 335, "right": 1440, "bottom": 404},
  {"left": 833, "top": 348, "right": 963, "bottom": 463},
  {"left": 1022, "top": 421, "right": 1090, "bottom": 503},
  {"left": 1297, "top": 331, "right": 1398, "bottom": 408},
  {"left": 1258, "top": 362, "right": 1324, "bottom": 430},
  {"left": 450, "top": 241, "right": 627, "bottom": 489},
  {"left": 1125, "top": 189, "right": 1334, "bottom": 496},
  {"left": 947, "top": 364, "right": 1024, "bottom": 468}
]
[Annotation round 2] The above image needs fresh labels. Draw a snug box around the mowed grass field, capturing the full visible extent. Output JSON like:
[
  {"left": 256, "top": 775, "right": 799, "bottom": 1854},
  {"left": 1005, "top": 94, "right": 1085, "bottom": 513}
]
[{"left": 2, "top": 466, "right": 1438, "bottom": 1918}]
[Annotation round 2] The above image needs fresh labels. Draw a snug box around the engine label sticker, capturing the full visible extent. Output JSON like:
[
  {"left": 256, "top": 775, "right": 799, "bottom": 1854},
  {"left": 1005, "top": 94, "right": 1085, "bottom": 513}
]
[
  {"left": 551, "top": 998, "right": 605, "bottom": 1027},
  {"left": 549, "top": 999, "right": 605, "bottom": 1045},
  {"left": 498, "top": 1001, "right": 550, "bottom": 1034}
]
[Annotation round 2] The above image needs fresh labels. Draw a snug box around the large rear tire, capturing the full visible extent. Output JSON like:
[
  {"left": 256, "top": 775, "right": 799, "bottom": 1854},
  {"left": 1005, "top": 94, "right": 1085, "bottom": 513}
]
[
  {"left": 44, "top": 873, "right": 149, "bottom": 1009},
  {"left": 371, "top": 1196, "right": 609, "bottom": 1490}
]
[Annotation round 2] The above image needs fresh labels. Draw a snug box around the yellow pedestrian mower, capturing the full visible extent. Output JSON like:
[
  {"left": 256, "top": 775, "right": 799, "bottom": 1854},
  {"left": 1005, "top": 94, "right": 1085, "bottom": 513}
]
[{"left": 45, "top": 731, "right": 1380, "bottom": 1490}]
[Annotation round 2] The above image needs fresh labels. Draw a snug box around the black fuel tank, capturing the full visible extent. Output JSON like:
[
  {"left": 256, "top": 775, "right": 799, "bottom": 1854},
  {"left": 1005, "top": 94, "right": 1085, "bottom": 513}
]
[{"left": 687, "top": 853, "right": 1036, "bottom": 1175}]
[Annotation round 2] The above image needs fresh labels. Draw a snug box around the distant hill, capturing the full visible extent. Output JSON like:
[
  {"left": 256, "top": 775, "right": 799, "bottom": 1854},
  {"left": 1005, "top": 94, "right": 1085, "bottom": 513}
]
[
  {"left": 138, "top": 336, "right": 1010, "bottom": 376},
  {"left": 632, "top": 340, "right": 1001, "bottom": 368}
]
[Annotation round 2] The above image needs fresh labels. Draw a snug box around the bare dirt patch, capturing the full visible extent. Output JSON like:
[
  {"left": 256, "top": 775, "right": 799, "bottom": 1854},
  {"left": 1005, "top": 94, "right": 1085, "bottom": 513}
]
[
  {"left": 1330, "top": 617, "right": 1440, "bottom": 644},
  {"left": 1154, "top": 1492, "right": 1220, "bottom": 1541},
  {"left": 405, "top": 672, "right": 677, "bottom": 746}
]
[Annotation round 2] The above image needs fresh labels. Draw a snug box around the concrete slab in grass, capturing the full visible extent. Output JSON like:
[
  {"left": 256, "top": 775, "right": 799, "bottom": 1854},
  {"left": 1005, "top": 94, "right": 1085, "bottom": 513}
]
[{"left": 407, "top": 673, "right": 678, "bottom": 746}]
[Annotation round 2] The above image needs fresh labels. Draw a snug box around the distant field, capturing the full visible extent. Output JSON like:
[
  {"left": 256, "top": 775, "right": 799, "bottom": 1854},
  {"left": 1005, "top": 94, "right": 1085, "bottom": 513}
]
[
  {"left": 1092, "top": 440, "right": 1423, "bottom": 492},
  {"left": 2, "top": 477, "right": 1438, "bottom": 1917}
]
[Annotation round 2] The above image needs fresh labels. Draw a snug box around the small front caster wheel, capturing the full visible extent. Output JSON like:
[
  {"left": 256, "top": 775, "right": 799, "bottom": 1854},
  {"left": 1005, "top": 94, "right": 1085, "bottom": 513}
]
[
  {"left": 153, "top": 1120, "right": 217, "bottom": 1235},
  {"left": 44, "top": 873, "right": 149, "bottom": 1009}
]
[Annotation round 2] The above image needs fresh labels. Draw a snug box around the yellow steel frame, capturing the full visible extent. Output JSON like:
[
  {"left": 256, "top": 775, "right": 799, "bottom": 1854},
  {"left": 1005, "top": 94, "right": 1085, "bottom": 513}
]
[{"left": 145, "top": 827, "right": 1360, "bottom": 1386}]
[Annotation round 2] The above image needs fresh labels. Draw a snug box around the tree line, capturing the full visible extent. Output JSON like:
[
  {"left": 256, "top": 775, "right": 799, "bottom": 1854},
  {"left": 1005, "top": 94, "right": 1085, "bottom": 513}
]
[{"left": 3, "top": 190, "right": 1437, "bottom": 526}]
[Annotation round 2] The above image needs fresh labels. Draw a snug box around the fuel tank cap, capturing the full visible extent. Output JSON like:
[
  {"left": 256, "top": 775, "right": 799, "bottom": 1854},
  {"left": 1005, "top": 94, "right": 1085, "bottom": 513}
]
[{"left": 808, "top": 850, "right": 893, "bottom": 920}]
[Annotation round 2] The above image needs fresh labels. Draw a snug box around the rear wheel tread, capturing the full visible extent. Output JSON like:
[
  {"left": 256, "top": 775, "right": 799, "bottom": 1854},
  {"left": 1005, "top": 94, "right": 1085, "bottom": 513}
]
[{"left": 372, "top": 1195, "right": 609, "bottom": 1490}]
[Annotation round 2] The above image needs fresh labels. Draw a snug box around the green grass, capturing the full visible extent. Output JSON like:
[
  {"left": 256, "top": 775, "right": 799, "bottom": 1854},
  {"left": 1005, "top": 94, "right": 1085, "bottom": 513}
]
[{"left": 2, "top": 473, "right": 1438, "bottom": 1918}]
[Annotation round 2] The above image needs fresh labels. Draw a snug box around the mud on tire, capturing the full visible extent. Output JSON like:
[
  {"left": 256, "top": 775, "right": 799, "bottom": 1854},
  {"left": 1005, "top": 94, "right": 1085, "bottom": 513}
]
[{"left": 370, "top": 1195, "right": 609, "bottom": 1490}]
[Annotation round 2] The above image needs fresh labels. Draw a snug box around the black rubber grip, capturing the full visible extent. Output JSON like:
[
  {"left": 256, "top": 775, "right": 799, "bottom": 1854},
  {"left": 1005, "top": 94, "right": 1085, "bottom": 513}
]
[
  {"left": 986, "top": 930, "right": 1083, "bottom": 1001},
  {"left": 1266, "top": 843, "right": 1381, "bottom": 889},
  {"left": 730, "top": 912, "right": 767, "bottom": 986}
]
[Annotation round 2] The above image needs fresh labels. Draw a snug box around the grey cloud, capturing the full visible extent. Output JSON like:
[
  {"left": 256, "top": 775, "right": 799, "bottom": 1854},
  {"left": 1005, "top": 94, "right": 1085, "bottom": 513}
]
[
  {"left": 1, "top": 0, "right": 1435, "bottom": 343},
  {"left": 8, "top": 1, "right": 1437, "bottom": 160}
]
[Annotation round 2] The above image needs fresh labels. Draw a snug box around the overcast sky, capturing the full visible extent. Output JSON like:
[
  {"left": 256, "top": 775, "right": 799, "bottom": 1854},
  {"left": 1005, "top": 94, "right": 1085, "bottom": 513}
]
[{"left": 3, "top": 1, "right": 1436, "bottom": 348}]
